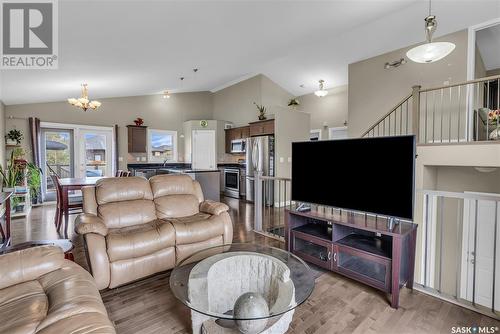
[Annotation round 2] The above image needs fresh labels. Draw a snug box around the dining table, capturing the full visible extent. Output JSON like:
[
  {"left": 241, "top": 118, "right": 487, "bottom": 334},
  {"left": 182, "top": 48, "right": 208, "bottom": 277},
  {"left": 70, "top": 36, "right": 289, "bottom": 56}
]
[{"left": 58, "top": 176, "right": 108, "bottom": 235}]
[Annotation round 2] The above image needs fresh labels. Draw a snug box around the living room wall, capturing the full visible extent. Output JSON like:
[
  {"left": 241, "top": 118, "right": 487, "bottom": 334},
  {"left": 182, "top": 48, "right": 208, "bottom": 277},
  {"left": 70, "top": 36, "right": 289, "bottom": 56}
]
[
  {"left": 4, "top": 92, "right": 213, "bottom": 170},
  {"left": 348, "top": 29, "right": 469, "bottom": 137},
  {"left": 297, "top": 85, "right": 348, "bottom": 140},
  {"left": 0, "top": 101, "right": 5, "bottom": 168}
]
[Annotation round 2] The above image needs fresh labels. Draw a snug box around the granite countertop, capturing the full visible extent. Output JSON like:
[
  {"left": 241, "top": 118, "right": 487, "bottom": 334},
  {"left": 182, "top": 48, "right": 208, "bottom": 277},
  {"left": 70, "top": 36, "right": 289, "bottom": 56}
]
[
  {"left": 217, "top": 162, "right": 246, "bottom": 168},
  {"left": 160, "top": 168, "right": 219, "bottom": 174}
]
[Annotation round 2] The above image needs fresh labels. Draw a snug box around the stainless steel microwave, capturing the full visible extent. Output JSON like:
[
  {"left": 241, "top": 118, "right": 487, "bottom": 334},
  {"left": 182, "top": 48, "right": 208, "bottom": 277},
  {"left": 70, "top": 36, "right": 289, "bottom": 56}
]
[{"left": 230, "top": 139, "right": 246, "bottom": 153}]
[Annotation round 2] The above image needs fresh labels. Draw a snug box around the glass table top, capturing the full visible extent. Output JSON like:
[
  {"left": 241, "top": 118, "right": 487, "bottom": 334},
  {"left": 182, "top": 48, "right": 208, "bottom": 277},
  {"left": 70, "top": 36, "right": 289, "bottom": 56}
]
[{"left": 169, "top": 243, "right": 315, "bottom": 320}]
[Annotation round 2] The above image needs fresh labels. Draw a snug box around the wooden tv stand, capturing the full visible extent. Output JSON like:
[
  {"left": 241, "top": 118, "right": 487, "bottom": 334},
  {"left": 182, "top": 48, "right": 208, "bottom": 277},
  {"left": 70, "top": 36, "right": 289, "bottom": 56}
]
[{"left": 285, "top": 208, "right": 417, "bottom": 308}]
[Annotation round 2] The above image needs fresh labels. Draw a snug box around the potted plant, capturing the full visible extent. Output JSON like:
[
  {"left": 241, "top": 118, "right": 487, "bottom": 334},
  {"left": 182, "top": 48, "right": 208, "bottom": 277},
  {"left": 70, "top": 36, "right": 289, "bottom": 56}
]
[
  {"left": 27, "top": 163, "right": 42, "bottom": 204},
  {"left": 253, "top": 102, "right": 267, "bottom": 121},
  {"left": 0, "top": 151, "right": 22, "bottom": 192},
  {"left": 288, "top": 98, "right": 300, "bottom": 108},
  {"left": 5, "top": 129, "right": 23, "bottom": 145}
]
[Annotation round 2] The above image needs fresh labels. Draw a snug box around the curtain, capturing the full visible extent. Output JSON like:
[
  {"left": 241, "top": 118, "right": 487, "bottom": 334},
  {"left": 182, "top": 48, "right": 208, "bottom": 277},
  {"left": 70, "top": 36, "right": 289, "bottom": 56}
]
[{"left": 28, "top": 117, "right": 42, "bottom": 203}]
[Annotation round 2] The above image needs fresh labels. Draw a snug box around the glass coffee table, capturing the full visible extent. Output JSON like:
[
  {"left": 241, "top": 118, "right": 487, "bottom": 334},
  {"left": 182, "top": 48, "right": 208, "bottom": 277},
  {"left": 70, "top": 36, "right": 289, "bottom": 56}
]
[{"left": 170, "top": 243, "right": 315, "bottom": 334}]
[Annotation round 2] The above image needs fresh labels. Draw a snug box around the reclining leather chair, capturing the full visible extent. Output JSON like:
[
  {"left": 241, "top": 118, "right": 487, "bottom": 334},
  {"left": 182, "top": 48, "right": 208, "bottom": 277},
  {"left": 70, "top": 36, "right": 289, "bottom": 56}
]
[
  {"left": 0, "top": 245, "right": 115, "bottom": 334},
  {"left": 76, "top": 175, "right": 233, "bottom": 290}
]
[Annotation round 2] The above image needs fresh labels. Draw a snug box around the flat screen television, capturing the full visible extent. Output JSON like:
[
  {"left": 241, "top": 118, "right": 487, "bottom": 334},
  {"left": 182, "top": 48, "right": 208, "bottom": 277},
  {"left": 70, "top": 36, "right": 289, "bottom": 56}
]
[{"left": 291, "top": 135, "right": 416, "bottom": 220}]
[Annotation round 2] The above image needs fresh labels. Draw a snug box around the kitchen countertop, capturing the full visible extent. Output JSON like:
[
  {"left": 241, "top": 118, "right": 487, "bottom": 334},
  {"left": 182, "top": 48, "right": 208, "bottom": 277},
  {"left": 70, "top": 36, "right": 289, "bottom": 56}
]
[{"left": 217, "top": 162, "right": 246, "bottom": 168}]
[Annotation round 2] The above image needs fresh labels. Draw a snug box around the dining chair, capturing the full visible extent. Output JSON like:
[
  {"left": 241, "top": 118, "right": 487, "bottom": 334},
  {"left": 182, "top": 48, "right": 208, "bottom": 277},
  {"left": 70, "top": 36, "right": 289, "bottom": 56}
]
[
  {"left": 122, "top": 171, "right": 131, "bottom": 177},
  {"left": 115, "top": 170, "right": 124, "bottom": 177},
  {"left": 50, "top": 174, "right": 83, "bottom": 233}
]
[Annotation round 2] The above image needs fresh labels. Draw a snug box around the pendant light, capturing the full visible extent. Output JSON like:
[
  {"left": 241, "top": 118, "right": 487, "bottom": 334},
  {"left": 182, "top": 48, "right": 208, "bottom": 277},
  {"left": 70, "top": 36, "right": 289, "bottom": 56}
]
[
  {"left": 314, "top": 80, "right": 328, "bottom": 97},
  {"left": 406, "top": 0, "right": 455, "bottom": 64}
]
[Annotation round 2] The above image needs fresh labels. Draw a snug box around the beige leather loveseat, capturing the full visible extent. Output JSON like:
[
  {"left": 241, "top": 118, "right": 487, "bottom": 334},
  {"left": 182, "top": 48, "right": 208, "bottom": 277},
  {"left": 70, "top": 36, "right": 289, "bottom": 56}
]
[
  {"left": 75, "top": 174, "right": 233, "bottom": 290},
  {"left": 0, "top": 245, "right": 115, "bottom": 334}
]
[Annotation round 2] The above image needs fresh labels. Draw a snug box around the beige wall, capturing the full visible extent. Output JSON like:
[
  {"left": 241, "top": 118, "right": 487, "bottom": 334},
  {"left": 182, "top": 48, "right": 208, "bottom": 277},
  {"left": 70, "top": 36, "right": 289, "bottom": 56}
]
[
  {"left": 213, "top": 74, "right": 293, "bottom": 127},
  {"left": 475, "top": 44, "right": 487, "bottom": 79},
  {"left": 297, "top": 85, "right": 348, "bottom": 139},
  {"left": 5, "top": 92, "right": 213, "bottom": 170},
  {"left": 348, "top": 30, "right": 469, "bottom": 137}
]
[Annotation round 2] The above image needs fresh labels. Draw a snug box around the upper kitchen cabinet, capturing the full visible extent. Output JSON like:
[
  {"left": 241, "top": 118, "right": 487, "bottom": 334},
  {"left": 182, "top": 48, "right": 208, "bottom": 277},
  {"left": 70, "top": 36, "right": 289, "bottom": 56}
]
[
  {"left": 225, "top": 126, "right": 250, "bottom": 153},
  {"left": 249, "top": 119, "right": 274, "bottom": 137},
  {"left": 127, "top": 125, "right": 147, "bottom": 153}
]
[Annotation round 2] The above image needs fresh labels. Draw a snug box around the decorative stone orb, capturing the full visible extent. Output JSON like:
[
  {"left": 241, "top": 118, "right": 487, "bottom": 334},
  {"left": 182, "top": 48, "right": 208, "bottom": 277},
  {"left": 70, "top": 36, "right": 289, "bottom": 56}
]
[{"left": 233, "top": 292, "right": 269, "bottom": 334}]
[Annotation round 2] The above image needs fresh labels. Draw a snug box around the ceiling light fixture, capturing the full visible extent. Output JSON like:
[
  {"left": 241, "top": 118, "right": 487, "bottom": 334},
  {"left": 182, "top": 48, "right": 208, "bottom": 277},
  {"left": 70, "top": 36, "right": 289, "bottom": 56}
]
[
  {"left": 314, "top": 80, "right": 328, "bottom": 97},
  {"left": 163, "top": 90, "right": 171, "bottom": 99},
  {"left": 406, "top": 0, "right": 455, "bottom": 64},
  {"left": 67, "top": 84, "right": 101, "bottom": 111}
]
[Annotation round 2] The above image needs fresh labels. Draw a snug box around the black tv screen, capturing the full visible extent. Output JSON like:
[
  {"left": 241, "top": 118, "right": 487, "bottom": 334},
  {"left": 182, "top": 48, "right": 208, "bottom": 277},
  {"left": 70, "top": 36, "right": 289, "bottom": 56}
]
[{"left": 291, "top": 136, "right": 415, "bottom": 220}]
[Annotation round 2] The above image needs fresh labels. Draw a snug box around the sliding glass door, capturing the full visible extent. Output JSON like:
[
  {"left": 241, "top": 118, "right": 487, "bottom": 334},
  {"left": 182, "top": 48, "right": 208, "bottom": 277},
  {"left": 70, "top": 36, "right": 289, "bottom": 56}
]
[
  {"left": 40, "top": 123, "right": 115, "bottom": 202},
  {"left": 41, "top": 128, "right": 74, "bottom": 201},
  {"left": 78, "top": 129, "right": 113, "bottom": 178}
]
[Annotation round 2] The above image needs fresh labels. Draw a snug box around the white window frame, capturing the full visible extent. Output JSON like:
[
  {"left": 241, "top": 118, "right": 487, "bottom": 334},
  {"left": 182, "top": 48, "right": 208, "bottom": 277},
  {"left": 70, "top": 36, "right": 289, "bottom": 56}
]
[
  {"left": 328, "top": 126, "right": 348, "bottom": 140},
  {"left": 147, "top": 129, "right": 178, "bottom": 162},
  {"left": 310, "top": 129, "right": 322, "bottom": 141}
]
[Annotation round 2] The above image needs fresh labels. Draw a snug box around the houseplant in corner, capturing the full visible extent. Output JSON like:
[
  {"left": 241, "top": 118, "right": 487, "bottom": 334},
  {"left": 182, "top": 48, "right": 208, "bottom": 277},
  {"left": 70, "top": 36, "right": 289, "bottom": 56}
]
[
  {"left": 253, "top": 102, "right": 267, "bottom": 121},
  {"left": 288, "top": 98, "right": 300, "bottom": 109},
  {"left": 5, "top": 129, "right": 23, "bottom": 145},
  {"left": 0, "top": 151, "right": 22, "bottom": 193},
  {"left": 27, "top": 163, "right": 42, "bottom": 205}
]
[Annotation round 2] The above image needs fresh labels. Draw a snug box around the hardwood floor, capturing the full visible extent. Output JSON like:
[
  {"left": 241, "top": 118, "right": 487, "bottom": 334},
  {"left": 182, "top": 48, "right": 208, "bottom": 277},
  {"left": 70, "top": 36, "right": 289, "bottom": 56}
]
[{"left": 10, "top": 197, "right": 500, "bottom": 334}]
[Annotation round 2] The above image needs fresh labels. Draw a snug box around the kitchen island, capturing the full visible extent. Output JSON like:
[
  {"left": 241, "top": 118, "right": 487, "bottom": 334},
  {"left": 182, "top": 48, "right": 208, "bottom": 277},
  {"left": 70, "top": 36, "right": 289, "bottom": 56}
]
[{"left": 127, "top": 164, "right": 220, "bottom": 201}]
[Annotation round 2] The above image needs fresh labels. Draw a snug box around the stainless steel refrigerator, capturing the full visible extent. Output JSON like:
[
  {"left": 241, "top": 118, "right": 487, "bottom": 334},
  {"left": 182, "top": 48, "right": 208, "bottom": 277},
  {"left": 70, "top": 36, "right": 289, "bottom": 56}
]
[{"left": 245, "top": 135, "right": 274, "bottom": 205}]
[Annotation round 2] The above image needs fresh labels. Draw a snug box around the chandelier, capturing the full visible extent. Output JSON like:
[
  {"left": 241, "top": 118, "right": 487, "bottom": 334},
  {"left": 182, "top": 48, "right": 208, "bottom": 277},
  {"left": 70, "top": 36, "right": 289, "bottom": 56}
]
[
  {"left": 406, "top": 0, "right": 455, "bottom": 63},
  {"left": 67, "top": 84, "right": 102, "bottom": 111},
  {"left": 314, "top": 80, "right": 328, "bottom": 97}
]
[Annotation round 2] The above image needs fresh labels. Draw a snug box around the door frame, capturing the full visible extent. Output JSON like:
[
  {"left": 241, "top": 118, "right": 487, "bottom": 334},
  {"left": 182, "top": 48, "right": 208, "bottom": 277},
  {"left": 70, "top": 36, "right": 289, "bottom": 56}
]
[{"left": 40, "top": 122, "right": 116, "bottom": 178}]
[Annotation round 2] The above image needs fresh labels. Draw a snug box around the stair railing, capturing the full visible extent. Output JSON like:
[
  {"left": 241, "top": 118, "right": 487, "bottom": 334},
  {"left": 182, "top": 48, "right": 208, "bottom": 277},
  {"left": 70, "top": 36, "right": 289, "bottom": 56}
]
[{"left": 361, "top": 74, "right": 500, "bottom": 144}]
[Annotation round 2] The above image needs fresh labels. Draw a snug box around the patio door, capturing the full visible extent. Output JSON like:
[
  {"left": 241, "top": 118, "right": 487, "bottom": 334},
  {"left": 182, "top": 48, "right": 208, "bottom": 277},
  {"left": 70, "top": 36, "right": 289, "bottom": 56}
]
[
  {"left": 78, "top": 129, "right": 113, "bottom": 178},
  {"left": 41, "top": 128, "right": 74, "bottom": 201}
]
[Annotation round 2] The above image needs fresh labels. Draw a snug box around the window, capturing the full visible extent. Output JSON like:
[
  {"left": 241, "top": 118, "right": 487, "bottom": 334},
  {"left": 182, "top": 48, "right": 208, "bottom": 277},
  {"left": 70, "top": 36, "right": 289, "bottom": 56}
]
[{"left": 147, "top": 129, "right": 177, "bottom": 162}]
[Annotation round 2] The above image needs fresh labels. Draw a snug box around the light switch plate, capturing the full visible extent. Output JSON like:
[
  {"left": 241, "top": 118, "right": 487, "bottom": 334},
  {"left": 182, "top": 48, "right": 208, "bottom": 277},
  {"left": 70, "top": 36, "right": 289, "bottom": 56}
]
[
  {"left": 136, "top": 157, "right": 140, "bottom": 162},
  {"left": 141, "top": 157, "right": 147, "bottom": 162},
  {"left": 118, "top": 156, "right": 123, "bottom": 162},
  {"left": 287, "top": 157, "right": 291, "bottom": 163},
  {"left": 279, "top": 157, "right": 284, "bottom": 163}
]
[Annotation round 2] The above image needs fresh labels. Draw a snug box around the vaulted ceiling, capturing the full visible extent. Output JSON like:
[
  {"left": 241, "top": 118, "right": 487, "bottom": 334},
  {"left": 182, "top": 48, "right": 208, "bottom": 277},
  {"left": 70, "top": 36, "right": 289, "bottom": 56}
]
[{"left": 1, "top": 0, "right": 499, "bottom": 105}]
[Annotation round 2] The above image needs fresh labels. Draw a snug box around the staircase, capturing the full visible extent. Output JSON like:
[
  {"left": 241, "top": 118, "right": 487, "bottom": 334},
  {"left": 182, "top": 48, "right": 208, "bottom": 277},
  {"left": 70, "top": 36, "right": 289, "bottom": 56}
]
[{"left": 361, "top": 74, "right": 500, "bottom": 144}]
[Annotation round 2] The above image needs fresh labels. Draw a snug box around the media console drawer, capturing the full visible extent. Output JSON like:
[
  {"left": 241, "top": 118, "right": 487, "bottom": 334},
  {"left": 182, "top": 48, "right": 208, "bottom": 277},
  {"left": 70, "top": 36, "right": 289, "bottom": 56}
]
[
  {"left": 291, "top": 230, "right": 333, "bottom": 270},
  {"left": 333, "top": 243, "right": 392, "bottom": 292}
]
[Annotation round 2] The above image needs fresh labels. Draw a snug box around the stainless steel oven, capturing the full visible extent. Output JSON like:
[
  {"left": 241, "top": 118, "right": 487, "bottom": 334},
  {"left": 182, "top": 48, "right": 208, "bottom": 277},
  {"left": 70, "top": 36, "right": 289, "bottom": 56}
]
[
  {"left": 224, "top": 168, "right": 240, "bottom": 198},
  {"left": 230, "top": 139, "right": 246, "bottom": 154}
]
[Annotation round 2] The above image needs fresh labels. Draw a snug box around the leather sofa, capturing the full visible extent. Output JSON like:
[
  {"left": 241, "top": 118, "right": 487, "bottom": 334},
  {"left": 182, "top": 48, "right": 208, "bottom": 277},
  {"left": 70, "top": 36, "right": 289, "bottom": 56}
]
[
  {"left": 0, "top": 245, "right": 115, "bottom": 334},
  {"left": 75, "top": 174, "right": 233, "bottom": 290}
]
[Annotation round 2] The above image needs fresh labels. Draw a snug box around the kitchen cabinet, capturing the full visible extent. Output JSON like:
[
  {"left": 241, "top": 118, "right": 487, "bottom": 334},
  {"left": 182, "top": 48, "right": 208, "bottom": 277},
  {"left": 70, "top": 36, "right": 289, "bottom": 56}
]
[
  {"left": 249, "top": 119, "right": 274, "bottom": 137},
  {"left": 127, "top": 125, "right": 147, "bottom": 153},
  {"left": 225, "top": 126, "right": 250, "bottom": 153}
]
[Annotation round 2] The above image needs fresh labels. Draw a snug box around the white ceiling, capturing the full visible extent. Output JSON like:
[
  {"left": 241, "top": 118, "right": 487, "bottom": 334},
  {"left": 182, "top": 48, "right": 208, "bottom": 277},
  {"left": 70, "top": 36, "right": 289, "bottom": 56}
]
[
  {"left": 1, "top": 0, "right": 499, "bottom": 105},
  {"left": 476, "top": 23, "right": 500, "bottom": 71}
]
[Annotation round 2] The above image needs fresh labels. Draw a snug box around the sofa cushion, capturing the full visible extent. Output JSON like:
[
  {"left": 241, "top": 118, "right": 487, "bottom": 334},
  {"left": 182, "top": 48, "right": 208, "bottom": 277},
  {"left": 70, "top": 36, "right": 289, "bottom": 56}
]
[
  {"left": 36, "top": 261, "right": 110, "bottom": 332},
  {"left": 154, "top": 194, "right": 200, "bottom": 219},
  {"left": 169, "top": 213, "right": 225, "bottom": 244},
  {"left": 149, "top": 174, "right": 204, "bottom": 202},
  {"left": 98, "top": 199, "right": 157, "bottom": 229},
  {"left": 0, "top": 245, "right": 64, "bottom": 290},
  {"left": 0, "top": 281, "right": 47, "bottom": 334},
  {"left": 96, "top": 177, "right": 153, "bottom": 205},
  {"left": 176, "top": 236, "right": 224, "bottom": 264},
  {"left": 106, "top": 219, "right": 176, "bottom": 262}
]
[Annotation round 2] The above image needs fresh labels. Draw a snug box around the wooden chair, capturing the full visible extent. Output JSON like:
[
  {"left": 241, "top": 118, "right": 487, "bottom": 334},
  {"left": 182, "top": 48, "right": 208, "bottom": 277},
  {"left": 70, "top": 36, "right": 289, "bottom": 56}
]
[
  {"left": 50, "top": 174, "right": 83, "bottom": 233},
  {"left": 115, "top": 170, "right": 124, "bottom": 177},
  {"left": 122, "top": 171, "right": 131, "bottom": 177}
]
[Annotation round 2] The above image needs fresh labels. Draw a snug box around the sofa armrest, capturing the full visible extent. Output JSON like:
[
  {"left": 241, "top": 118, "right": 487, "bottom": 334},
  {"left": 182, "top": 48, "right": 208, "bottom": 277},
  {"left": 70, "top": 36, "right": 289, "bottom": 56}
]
[
  {"left": 200, "top": 200, "right": 229, "bottom": 215},
  {"left": 75, "top": 214, "right": 108, "bottom": 236}
]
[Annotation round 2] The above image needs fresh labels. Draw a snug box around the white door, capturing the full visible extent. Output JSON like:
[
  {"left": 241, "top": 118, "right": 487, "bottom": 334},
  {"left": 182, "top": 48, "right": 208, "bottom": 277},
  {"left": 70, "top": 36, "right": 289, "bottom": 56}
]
[
  {"left": 461, "top": 192, "right": 500, "bottom": 310},
  {"left": 78, "top": 129, "right": 113, "bottom": 178},
  {"left": 192, "top": 130, "right": 216, "bottom": 170}
]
